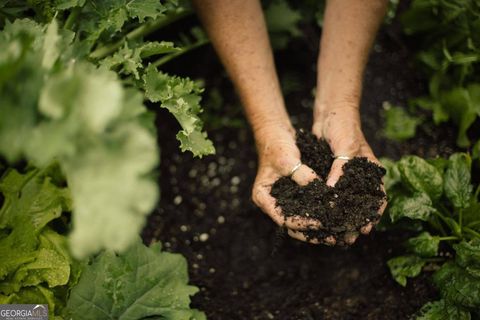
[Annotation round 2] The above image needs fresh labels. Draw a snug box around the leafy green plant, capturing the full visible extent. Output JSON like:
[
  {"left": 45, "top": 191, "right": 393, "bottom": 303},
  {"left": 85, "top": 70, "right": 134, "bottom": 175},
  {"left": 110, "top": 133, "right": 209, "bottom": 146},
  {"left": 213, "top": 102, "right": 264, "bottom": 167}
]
[
  {"left": 382, "top": 102, "right": 423, "bottom": 142},
  {"left": 401, "top": 0, "right": 480, "bottom": 147},
  {"left": 0, "top": 0, "right": 214, "bottom": 258},
  {"left": 64, "top": 239, "right": 205, "bottom": 320},
  {"left": 383, "top": 153, "right": 480, "bottom": 318},
  {"left": 0, "top": 1, "right": 209, "bottom": 317},
  {"left": 0, "top": 166, "right": 80, "bottom": 315}
]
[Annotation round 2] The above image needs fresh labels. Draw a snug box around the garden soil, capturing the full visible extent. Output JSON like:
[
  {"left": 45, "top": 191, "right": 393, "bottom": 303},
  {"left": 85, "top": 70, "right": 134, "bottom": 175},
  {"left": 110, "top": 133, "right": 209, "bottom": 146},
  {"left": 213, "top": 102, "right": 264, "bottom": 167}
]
[
  {"left": 271, "top": 131, "right": 386, "bottom": 244},
  {"left": 142, "top": 13, "right": 457, "bottom": 320}
]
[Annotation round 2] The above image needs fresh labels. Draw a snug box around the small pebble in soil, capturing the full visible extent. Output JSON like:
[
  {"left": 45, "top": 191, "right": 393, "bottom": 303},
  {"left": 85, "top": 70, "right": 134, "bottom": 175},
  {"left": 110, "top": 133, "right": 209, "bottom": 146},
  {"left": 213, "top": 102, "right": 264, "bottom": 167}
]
[
  {"left": 231, "top": 176, "right": 241, "bottom": 185},
  {"left": 199, "top": 233, "right": 209, "bottom": 242},
  {"left": 217, "top": 216, "right": 225, "bottom": 224},
  {"left": 173, "top": 195, "right": 182, "bottom": 205}
]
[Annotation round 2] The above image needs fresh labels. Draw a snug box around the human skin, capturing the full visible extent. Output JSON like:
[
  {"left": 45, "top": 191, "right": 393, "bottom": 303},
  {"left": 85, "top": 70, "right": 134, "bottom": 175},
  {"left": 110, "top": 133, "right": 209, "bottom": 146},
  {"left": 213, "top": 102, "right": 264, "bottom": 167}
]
[{"left": 193, "top": 0, "right": 388, "bottom": 245}]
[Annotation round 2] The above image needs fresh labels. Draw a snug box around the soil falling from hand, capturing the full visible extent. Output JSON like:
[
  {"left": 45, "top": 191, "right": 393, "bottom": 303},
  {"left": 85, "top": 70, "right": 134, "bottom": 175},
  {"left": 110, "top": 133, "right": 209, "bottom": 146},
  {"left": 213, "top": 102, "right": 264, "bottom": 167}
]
[{"left": 271, "top": 130, "right": 386, "bottom": 245}]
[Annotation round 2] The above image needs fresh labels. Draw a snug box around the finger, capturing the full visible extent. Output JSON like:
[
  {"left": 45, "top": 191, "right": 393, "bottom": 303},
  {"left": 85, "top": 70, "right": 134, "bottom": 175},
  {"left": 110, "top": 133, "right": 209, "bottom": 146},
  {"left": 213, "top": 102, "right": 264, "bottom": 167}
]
[
  {"left": 287, "top": 229, "right": 320, "bottom": 244},
  {"left": 344, "top": 231, "right": 359, "bottom": 245},
  {"left": 360, "top": 223, "right": 373, "bottom": 235},
  {"left": 287, "top": 229, "right": 336, "bottom": 246},
  {"left": 291, "top": 164, "right": 318, "bottom": 186},
  {"left": 326, "top": 158, "right": 348, "bottom": 187},
  {"left": 253, "top": 187, "right": 322, "bottom": 230}
]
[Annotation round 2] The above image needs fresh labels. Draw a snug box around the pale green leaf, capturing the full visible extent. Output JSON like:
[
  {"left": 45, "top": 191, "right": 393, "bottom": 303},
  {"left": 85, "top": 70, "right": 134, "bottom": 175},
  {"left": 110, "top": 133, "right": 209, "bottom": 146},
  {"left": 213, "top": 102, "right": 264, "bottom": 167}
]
[
  {"left": 444, "top": 153, "right": 473, "bottom": 209},
  {"left": 398, "top": 155, "right": 443, "bottom": 200},
  {"left": 389, "top": 192, "right": 438, "bottom": 223},
  {"left": 126, "top": 0, "right": 167, "bottom": 22},
  {"left": 143, "top": 65, "right": 214, "bottom": 157},
  {"left": 382, "top": 102, "right": 422, "bottom": 141}
]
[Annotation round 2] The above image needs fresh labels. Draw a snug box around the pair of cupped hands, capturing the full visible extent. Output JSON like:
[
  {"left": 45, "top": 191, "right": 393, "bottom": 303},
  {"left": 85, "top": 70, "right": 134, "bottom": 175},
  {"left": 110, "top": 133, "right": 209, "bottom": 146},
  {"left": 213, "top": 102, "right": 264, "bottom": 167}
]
[{"left": 252, "top": 106, "right": 387, "bottom": 245}]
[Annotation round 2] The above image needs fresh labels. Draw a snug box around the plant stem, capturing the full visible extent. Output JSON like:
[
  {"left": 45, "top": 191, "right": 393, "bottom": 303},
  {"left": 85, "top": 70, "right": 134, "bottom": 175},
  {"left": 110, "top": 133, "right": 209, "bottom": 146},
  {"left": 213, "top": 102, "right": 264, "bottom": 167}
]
[
  {"left": 458, "top": 208, "right": 463, "bottom": 231},
  {"left": 64, "top": 7, "right": 81, "bottom": 30},
  {"left": 464, "top": 227, "right": 480, "bottom": 239},
  {"left": 152, "top": 38, "right": 209, "bottom": 68},
  {"left": 89, "top": 9, "right": 192, "bottom": 60},
  {"left": 438, "top": 236, "right": 458, "bottom": 241},
  {"left": 467, "top": 220, "right": 480, "bottom": 229}
]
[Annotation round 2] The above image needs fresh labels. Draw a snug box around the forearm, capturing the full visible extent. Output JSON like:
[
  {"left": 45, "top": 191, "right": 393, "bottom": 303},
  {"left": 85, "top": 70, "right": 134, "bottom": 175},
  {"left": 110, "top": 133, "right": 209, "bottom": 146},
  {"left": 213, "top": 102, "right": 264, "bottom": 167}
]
[
  {"left": 315, "top": 0, "right": 387, "bottom": 120},
  {"left": 193, "top": 0, "right": 292, "bottom": 142}
]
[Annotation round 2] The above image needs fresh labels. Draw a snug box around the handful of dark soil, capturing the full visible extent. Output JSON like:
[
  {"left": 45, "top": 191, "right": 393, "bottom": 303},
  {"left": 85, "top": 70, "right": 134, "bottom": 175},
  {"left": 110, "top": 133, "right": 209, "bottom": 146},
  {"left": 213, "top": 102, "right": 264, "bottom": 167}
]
[{"left": 270, "top": 130, "right": 386, "bottom": 245}]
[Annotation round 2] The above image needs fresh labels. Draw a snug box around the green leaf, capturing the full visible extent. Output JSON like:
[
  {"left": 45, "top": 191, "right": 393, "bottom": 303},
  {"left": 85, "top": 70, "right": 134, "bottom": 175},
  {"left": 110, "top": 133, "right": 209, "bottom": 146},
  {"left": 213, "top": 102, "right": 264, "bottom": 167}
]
[
  {"left": 382, "top": 102, "right": 422, "bottom": 141},
  {"left": 65, "top": 240, "right": 205, "bottom": 320},
  {"left": 389, "top": 192, "right": 438, "bottom": 223},
  {"left": 143, "top": 64, "right": 214, "bottom": 157},
  {"left": 388, "top": 255, "right": 426, "bottom": 286},
  {"left": 427, "top": 157, "right": 449, "bottom": 175},
  {"left": 126, "top": 0, "right": 167, "bottom": 22},
  {"left": 380, "top": 157, "right": 401, "bottom": 191},
  {"left": 454, "top": 241, "right": 480, "bottom": 278},
  {"left": 0, "top": 167, "right": 71, "bottom": 297},
  {"left": 472, "top": 140, "right": 480, "bottom": 161},
  {"left": 439, "top": 87, "right": 477, "bottom": 148},
  {"left": 76, "top": 0, "right": 129, "bottom": 48},
  {"left": 413, "top": 97, "right": 450, "bottom": 125},
  {"left": 101, "top": 41, "right": 179, "bottom": 79},
  {"left": 416, "top": 300, "right": 471, "bottom": 320},
  {"left": 398, "top": 155, "right": 444, "bottom": 200},
  {"left": 14, "top": 247, "right": 70, "bottom": 288},
  {"left": 407, "top": 232, "right": 440, "bottom": 258},
  {"left": 434, "top": 261, "right": 480, "bottom": 310},
  {"left": 12, "top": 61, "right": 159, "bottom": 259},
  {"left": 444, "top": 153, "right": 473, "bottom": 209},
  {"left": 265, "top": 0, "right": 302, "bottom": 36}
]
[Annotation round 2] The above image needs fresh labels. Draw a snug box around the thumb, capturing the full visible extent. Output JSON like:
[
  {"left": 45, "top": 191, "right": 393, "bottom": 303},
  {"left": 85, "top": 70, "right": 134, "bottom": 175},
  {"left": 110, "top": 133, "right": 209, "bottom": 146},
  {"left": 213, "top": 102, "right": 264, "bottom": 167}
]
[
  {"left": 326, "top": 158, "right": 349, "bottom": 187},
  {"left": 291, "top": 164, "right": 318, "bottom": 186}
]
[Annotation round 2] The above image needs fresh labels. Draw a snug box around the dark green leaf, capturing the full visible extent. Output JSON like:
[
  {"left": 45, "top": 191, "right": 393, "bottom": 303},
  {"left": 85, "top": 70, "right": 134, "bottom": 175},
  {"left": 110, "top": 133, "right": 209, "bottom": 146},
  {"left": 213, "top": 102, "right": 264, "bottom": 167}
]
[
  {"left": 434, "top": 261, "right": 480, "bottom": 310},
  {"left": 407, "top": 232, "right": 440, "bottom": 258},
  {"left": 444, "top": 153, "right": 473, "bottom": 209},
  {"left": 417, "top": 300, "right": 471, "bottom": 320},
  {"left": 454, "top": 241, "right": 480, "bottom": 278},
  {"left": 388, "top": 255, "right": 426, "bottom": 286},
  {"left": 65, "top": 240, "right": 205, "bottom": 320},
  {"left": 398, "top": 155, "right": 443, "bottom": 200}
]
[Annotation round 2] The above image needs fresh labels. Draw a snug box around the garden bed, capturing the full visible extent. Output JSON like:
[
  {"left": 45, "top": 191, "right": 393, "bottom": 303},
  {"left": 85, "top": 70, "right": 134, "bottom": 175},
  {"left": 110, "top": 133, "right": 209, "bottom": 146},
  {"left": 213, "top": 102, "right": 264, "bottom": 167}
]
[{"left": 142, "top": 20, "right": 457, "bottom": 319}]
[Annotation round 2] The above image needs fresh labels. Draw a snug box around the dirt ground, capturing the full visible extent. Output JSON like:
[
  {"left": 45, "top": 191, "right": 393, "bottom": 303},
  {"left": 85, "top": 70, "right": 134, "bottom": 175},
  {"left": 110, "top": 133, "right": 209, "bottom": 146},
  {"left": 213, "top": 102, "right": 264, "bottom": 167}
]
[{"left": 142, "top": 16, "right": 457, "bottom": 320}]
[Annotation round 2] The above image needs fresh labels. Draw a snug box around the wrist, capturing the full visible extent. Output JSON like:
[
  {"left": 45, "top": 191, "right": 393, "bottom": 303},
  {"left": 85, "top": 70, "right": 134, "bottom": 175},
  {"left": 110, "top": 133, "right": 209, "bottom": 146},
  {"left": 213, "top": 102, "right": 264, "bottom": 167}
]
[
  {"left": 313, "top": 102, "right": 360, "bottom": 125},
  {"left": 253, "top": 120, "right": 295, "bottom": 152}
]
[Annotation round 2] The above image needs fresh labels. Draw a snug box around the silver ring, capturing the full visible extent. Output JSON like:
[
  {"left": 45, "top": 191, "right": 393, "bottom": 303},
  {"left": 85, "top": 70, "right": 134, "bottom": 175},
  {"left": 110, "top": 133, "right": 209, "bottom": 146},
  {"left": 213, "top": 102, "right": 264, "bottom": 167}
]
[
  {"left": 289, "top": 161, "right": 302, "bottom": 177},
  {"left": 334, "top": 155, "right": 351, "bottom": 161}
]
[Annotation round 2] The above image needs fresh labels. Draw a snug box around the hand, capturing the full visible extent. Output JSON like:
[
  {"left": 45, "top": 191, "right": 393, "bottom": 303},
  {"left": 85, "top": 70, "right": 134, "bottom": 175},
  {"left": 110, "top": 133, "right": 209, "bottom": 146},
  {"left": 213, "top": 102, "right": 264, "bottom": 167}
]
[
  {"left": 289, "top": 105, "right": 387, "bottom": 245},
  {"left": 251, "top": 124, "right": 323, "bottom": 234}
]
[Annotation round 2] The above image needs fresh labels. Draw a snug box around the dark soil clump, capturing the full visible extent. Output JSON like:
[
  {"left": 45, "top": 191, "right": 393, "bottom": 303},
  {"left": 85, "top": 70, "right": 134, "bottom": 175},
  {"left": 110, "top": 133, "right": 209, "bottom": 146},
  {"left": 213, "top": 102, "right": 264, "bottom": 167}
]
[{"left": 271, "top": 130, "right": 386, "bottom": 244}]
